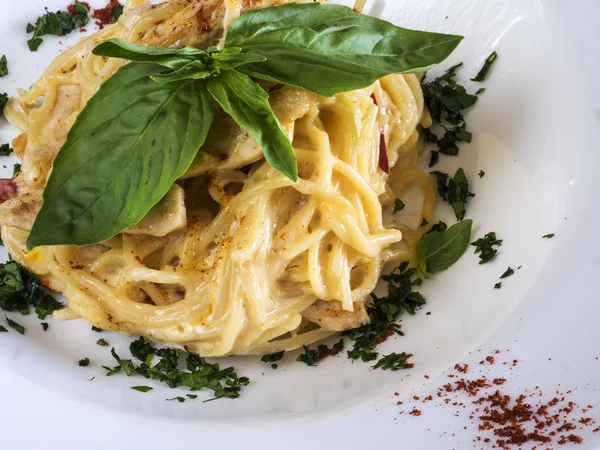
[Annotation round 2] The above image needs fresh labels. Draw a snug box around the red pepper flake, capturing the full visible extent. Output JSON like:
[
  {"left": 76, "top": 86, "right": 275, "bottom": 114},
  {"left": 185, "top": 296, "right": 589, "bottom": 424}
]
[
  {"left": 67, "top": 1, "right": 91, "bottom": 15},
  {"left": 392, "top": 351, "right": 596, "bottom": 448},
  {"left": 376, "top": 329, "right": 394, "bottom": 345},
  {"left": 92, "top": 0, "right": 123, "bottom": 29}
]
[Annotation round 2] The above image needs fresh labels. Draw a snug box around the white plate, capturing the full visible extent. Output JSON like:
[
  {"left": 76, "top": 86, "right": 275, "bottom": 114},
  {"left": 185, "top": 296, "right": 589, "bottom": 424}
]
[{"left": 1, "top": 0, "right": 600, "bottom": 448}]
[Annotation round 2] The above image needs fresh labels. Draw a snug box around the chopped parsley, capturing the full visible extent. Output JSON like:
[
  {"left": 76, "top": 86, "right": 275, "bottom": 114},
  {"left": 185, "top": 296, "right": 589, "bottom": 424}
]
[
  {"left": 427, "top": 221, "right": 448, "bottom": 234},
  {"left": 475, "top": 87, "right": 486, "bottom": 95},
  {"left": 78, "top": 357, "right": 90, "bottom": 367},
  {"left": 167, "top": 396, "right": 186, "bottom": 402},
  {"left": 471, "top": 232, "right": 502, "bottom": 264},
  {"left": 103, "top": 348, "right": 134, "bottom": 376},
  {"left": 96, "top": 338, "right": 108, "bottom": 347},
  {"left": 393, "top": 199, "right": 405, "bottom": 214},
  {"left": 26, "top": 2, "right": 90, "bottom": 52},
  {"left": 0, "top": 55, "right": 7, "bottom": 78},
  {"left": 422, "top": 63, "right": 478, "bottom": 165},
  {"left": 500, "top": 267, "right": 515, "bottom": 279},
  {"left": 494, "top": 282, "right": 502, "bottom": 289},
  {"left": 129, "top": 336, "right": 154, "bottom": 364},
  {"left": 13, "top": 163, "right": 21, "bottom": 176},
  {"left": 420, "top": 217, "right": 429, "bottom": 226},
  {"left": 478, "top": 170, "right": 485, "bottom": 178},
  {"left": 342, "top": 262, "right": 425, "bottom": 362},
  {"left": 0, "top": 144, "right": 14, "bottom": 156},
  {"left": 0, "top": 261, "right": 63, "bottom": 319},
  {"left": 41, "top": 322, "right": 49, "bottom": 331},
  {"left": 131, "top": 385, "right": 153, "bottom": 393},
  {"left": 431, "top": 168, "right": 475, "bottom": 220},
  {"left": 296, "top": 345, "right": 319, "bottom": 366},
  {"left": 373, "top": 352, "right": 413, "bottom": 371},
  {"left": 0, "top": 325, "right": 7, "bottom": 332},
  {"left": 542, "top": 234, "right": 555, "bottom": 239},
  {"left": 91, "top": 326, "right": 103, "bottom": 332},
  {"left": 472, "top": 51, "right": 498, "bottom": 82},
  {"left": 0, "top": 93, "right": 8, "bottom": 117},
  {"left": 261, "top": 351, "right": 284, "bottom": 369}
]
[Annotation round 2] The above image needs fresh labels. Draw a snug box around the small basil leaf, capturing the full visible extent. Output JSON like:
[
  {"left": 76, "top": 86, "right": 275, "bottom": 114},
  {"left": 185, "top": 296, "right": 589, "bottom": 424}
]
[
  {"left": 416, "top": 219, "right": 473, "bottom": 275},
  {"left": 226, "top": 3, "right": 463, "bottom": 96},
  {"left": 93, "top": 38, "right": 206, "bottom": 70},
  {"left": 211, "top": 51, "right": 266, "bottom": 71},
  {"left": 150, "top": 60, "right": 212, "bottom": 84},
  {"left": 27, "top": 63, "right": 214, "bottom": 249},
  {"left": 207, "top": 70, "right": 297, "bottom": 181}
]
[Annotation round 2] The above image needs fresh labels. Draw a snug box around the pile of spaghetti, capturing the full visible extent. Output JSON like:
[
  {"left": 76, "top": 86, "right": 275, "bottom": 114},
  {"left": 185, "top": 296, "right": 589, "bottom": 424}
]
[{"left": 0, "top": 0, "right": 445, "bottom": 357}]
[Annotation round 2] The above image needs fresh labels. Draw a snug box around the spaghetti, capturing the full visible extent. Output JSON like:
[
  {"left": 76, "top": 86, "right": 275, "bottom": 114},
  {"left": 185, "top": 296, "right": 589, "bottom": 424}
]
[{"left": 1, "top": 0, "right": 436, "bottom": 357}]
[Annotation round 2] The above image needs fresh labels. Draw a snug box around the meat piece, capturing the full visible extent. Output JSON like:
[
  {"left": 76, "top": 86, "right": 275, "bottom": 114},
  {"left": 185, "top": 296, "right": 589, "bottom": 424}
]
[
  {"left": 0, "top": 179, "right": 18, "bottom": 203},
  {"left": 0, "top": 190, "right": 42, "bottom": 230},
  {"left": 125, "top": 184, "right": 187, "bottom": 236},
  {"left": 302, "top": 300, "right": 370, "bottom": 332},
  {"left": 182, "top": 86, "right": 314, "bottom": 178}
]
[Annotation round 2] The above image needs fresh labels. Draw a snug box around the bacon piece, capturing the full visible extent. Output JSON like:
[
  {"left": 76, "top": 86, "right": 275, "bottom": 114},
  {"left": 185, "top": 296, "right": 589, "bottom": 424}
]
[{"left": 0, "top": 179, "right": 18, "bottom": 203}]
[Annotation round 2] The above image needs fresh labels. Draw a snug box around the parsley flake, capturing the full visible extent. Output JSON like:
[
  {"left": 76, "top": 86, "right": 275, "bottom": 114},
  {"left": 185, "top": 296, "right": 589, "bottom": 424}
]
[
  {"left": 131, "top": 385, "right": 153, "bottom": 393},
  {"left": 0, "top": 325, "right": 7, "bottom": 332},
  {"left": 471, "top": 232, "right": 502, "bottom": 264},
  {"left": 296, "top": 345, "right": 319, "bottom": 366},
  {"left": 494, "top": 282, "right": 502, "bottom": 289},
  {"left": 41, "top": 322, "right": 49, "bottom": 331},
  {"left": 0, "top": 143, "right": 14, "bottom": 156},
  {"left": 0, "top": 55, "right": 7, "bottom": 78},
  {"left": 431, "top": 168, "right": 475, "bottom": 220},
  {"left": 261, "top": 351, "right": 284, "bottom": 369},
  {"left": 542, "top": 234, "right": 555, "bottom": 239},
  {"left": 472, "top": 52, "right": 498, "bottom": 82},
  {"left": 373, "top": 352, "right": 414, "bottom": 371},
  {"left": 0, "top": 93, "right": 8, "bottom": 117},
  {"left": 167, "top": 396, "right": 186, "bottom": 402},
  {"left": 5, "top": 316, "right": 25, "bottom": 334},
  {"left": 96, "top": 338, "right": 108, "bottom": 347},
  {"left": 91, "top": 326, "right": 103, "bottom": 332},
  {"left": 13, "top": 163, "right": 21, "bottom": 176},
  {"left": 500, "top": 267, "right": 515, "bottom": 279},
  {"left": 26, "top": 3, "right": 90, "bottom": 52},
  {"left": 129, "top": 336, "right": 154, "bottom": 364},
  {"left": 78, "top": 357, "right": 90, "bottom": 367},
  {"left": 478, "top": 170, "right": 485, "bottom": 178},
  {"left": 393, "top": 199, "right": 405, "bottom": 214}
]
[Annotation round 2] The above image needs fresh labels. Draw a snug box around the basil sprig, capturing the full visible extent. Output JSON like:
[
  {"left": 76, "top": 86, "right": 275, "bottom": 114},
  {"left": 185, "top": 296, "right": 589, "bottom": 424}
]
[{"left": 28, "top": 3, "right": 463, "bottom": 249}]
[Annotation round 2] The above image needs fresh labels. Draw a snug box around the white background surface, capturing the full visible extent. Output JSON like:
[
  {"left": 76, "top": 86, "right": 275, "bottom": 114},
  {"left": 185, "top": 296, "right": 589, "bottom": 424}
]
[{"left": 0, "top": 0, "right": 599, "bottom": 448}]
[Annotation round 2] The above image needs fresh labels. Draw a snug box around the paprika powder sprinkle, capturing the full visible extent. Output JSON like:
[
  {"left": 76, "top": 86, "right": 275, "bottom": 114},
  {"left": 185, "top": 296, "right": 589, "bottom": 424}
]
[{"left": 92, "top": 0, "right": 123, "bottom": 29}]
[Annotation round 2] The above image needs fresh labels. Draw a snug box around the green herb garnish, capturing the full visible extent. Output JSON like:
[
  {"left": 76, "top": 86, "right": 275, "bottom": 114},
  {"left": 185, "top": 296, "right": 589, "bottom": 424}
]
[
  {"left": 261, "top": 351, "right": 284, "bottom": 369},
  {"left": 471, "top": 51, "right": 498, "bottom": 82},
  {"left": 0, "top": 325, "right": 7, "bottom": 332},
  {"left": 0, "top": 93, "right": 8, "bottom": 117},
  {"left": 0, "top": 261, "right": 63, "bottom": 319},
  {"left": 478, "top": 170, "right": 485, "bottom": 178},
  {"left": 131, "top": 386, "right": 153, "bottom": 393},
  {"left": 373, "top": 352, "right": 413, "bottom": 371},
  {"left": 103, "top": 348, "right": 135, "bottom": 376},
  {"left": 13, "top": 164, "right": 21, "bottom": 176},
  {"left": 422, "top": 63, "right": 478, "bottom": 164},
  {"left": 26, "top": 3, "right": 463, "bottom": 249},
  {"left": 542, "top": 234, "right": 555, "bottom": 239},
  {"left": 96, "top": 338, "right": 109, "bottom": 347},
  {"left": 167, "top": 397, "right": 186, "bottom": 402},
  {"left": 500, "top": 267, "right": 515, "bottom": 279},
  {"left": 78, "top": 357, "right": 90, "bottom": 367},
  {"left": 431, "top": 168, "right": 475, "bottom": 220},
  {"left": 471, "top": 232, "right": 502, "bottom": 264},
  {"left": 427, "top": 221, "right": 448, "bottom": 234},
  {"left": 420, "top": 217, "right": 429, "bottom": 226},
  {"left": 416, "top": 220, "right": 472, "bottom": 275},
  {"left": 393, "top": 199, "right": 405, "bottom": 214},
  {"left": 26, "top": 2, "right": 90, "bottom": 52},
  {"left": 41, "top": 322, "right": 49, "bottom": 331},
  {"left": 494, "top": 282, "right": 502, "bottom": 289},
  {"left": 342, "top": 262, "right": 425, "bottom": 362},
  {"left": 91, "top": 326, "right": 103, "bottom": 332},
  {"left": 130, "top": 336, "right": 154, "bottom": 364},
  {"left": 0, "top": 55, "right": 7, "bottom": 78},
  {"left": 296, "top": 345, "right": 319, "bottom": 366},
  {"left": 0, "top": 144, "right": 14, "bottom": 156}
]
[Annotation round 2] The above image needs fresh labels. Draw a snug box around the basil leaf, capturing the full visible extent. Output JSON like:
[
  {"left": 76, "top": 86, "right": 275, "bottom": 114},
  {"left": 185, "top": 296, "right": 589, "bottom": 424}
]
[
  {"left": 207, "top": 70, "right": 297, "bottom": 181},
  {"left": 210, "top": 50, "right": 266, "bottom": 71},
  {"left": 27, "top": 63, "right": 214, "bottom": 249},
  {"left": 226, "top": 3, "right": 463, "bottom": 96},
  {"left": 93, "top": 38, "right": 206, "bottom": 70},
  {"left": 416, "top": 219, "right": 473, "bottom": 275},
  {"left": 150, "top": 60, "right": 212, "bottom": 84}
]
